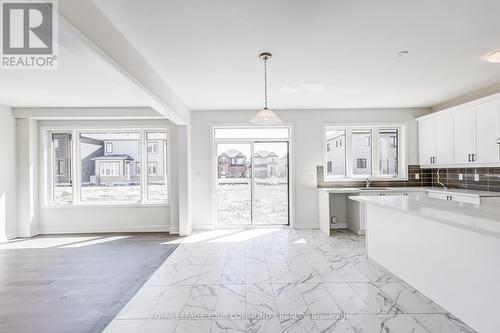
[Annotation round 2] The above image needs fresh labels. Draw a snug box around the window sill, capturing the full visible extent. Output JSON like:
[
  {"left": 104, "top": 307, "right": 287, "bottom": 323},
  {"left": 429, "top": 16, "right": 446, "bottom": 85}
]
[{"left": 42, "top": 202, "right": 170, "bottom": 209}]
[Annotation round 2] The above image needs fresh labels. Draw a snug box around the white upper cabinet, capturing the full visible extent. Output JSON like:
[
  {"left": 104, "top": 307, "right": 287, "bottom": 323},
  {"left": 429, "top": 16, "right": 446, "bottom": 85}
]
[
  {"left": 418, "top": 93, "right": 500, "bottom": 167},
  {"left": 435, "top": 113, "right": 454, "bottom": 165},
  {"left": 418, "top": 113, "right": 453, "bottom": 166},
  {"left": 475, "top": 100, "right": 500, "bottom": 163},
  {"left": 453, "top": 107, "right": 476, "bottom": 164},
  {"left": 418, "top": 117, "right": 436, "bottom": 165}
]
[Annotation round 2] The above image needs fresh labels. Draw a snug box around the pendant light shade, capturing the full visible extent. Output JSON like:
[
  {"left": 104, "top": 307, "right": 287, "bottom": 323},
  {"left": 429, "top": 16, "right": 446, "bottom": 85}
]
[
  {"left": 250, "top": 52, "right": 282, "bottom": 125},
  {"left": 250, "top": 108, "right": 282, "bottom": 125}
]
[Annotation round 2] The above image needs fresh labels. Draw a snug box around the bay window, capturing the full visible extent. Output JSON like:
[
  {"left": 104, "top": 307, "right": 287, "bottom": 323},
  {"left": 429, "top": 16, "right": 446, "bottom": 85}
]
[
  {"left": 324, "top": 125, "right": 406, "bottom": 180},
  {"left": 46, "top": 128, "right": 168, "bottom": 205}
]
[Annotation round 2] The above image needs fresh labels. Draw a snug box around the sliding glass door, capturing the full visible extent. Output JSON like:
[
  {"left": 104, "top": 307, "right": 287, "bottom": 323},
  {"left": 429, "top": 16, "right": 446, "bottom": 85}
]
[
  {"left": 253, "top": 142, "right": 289, "bottom": 225},
  {"left": 216, "top": 143, "right": 252, "bottom": 225},
  {"left": 215, "top": 139, "right": 289, "bottom": 226}
]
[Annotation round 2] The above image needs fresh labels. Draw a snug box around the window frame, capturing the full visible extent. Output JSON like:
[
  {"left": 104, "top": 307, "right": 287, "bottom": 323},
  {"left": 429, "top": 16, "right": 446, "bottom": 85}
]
[
  {"left": 43, "top": 127, "right": 170, "bottom": 207},
  {"left": 323, "top": 124, "right": 407, "bottom": 181}
]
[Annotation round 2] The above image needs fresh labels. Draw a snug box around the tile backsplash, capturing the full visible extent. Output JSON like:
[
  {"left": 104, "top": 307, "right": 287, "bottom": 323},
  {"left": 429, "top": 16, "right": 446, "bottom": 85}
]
[
  {"left": 317, "top": 165, "right": 500, "bottom": 192},
  {"left": 423, "top": 167, "right": 500, "bottom": 192}
]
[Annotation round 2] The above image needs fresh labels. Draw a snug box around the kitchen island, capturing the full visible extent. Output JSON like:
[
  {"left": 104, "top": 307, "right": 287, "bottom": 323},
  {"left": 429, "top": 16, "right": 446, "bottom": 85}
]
[{"left": 350, "top": 193, "right": 500, "bottom": 333}]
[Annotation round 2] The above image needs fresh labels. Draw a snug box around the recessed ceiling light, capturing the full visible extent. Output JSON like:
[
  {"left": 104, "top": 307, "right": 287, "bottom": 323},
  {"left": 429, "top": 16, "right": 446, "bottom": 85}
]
[
  {"left": 398, "top": 50, "right": 409, "bottom": 57},
  {"left": 484, "top": 49, "right": 500, "bottom": 63}
]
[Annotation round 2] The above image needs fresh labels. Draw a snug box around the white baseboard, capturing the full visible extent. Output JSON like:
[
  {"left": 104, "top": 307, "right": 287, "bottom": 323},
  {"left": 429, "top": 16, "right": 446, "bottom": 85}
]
[
  {"left": 193, "top": 225, "right": 215, "bottom": 231},
  {"left": 38, "top": 224, "right": 171, "bottom": 235}
]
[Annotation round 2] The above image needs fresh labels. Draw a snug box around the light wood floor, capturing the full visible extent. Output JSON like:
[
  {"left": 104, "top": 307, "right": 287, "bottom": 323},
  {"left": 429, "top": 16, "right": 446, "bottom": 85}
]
[{"left": 0, "top": 233, "right": 179, "bottom": 333}]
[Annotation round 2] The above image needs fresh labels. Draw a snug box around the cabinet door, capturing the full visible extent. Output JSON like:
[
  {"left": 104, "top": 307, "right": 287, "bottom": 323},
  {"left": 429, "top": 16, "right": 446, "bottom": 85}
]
[
  {"left": 475, "top": 100, "right": 500, "bottom": 163},
  {"left": 418, "top": 118, "right": 436, "bottom": 165},
  {"left": 435, "top": 113, "right": 454, "bottom": 164},
  {"left": 453, "top": 108, "right": 475, "bottom": 164}
]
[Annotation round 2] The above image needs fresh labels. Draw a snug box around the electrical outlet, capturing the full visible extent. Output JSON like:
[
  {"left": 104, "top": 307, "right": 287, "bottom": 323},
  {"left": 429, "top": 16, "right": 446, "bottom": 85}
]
[
  {"left": 458, "top": 174, "right": 463, "bottom": 181},
  {"left": 414, "top": 173, "right": 420, "bottom": 180},
  {"left": 474, "top": 174, "right": 480, "bottom": 182}
]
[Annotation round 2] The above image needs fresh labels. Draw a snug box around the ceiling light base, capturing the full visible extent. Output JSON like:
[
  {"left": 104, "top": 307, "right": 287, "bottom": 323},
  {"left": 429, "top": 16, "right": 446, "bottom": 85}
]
[{"left": 259, "top": 52, "right": 272, "bottom": 60}]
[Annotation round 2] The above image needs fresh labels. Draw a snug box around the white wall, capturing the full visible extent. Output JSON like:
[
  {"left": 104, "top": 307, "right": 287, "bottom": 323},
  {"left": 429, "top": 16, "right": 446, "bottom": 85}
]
[
  {"left": 17, "top": 118, "right": 39, "bottom": 237},
  {"left": 191, "top": 108, "right": 430, "bottom": 229},
  {"left": 36, "top": 119, "right": 175, "bottom": 234},
  {"left": 0, "top": 106, "right": 17, "bottom": 240}
]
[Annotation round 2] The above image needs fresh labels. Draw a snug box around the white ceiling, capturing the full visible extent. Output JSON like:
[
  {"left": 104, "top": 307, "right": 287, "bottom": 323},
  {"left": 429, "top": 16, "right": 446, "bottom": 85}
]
[
  {"left": 95, "top": 0, "right": 500, "bottom": 110},
  {"left": 0, "top": 20, "right": 149, "bottom": 108}
]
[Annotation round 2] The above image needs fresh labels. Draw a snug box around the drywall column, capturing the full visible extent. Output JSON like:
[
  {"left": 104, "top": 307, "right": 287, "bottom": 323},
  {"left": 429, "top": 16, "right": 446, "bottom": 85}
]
[
  {"left": 177, "top": 125, "right": 192, "bottom": 236},
  {"left": 169, "top": 123, "right": 192, "bottom": 236},
  {"left": 17, "top": 118, "right": 39, "bottom": 237},
  {"left": 0, "top": 106, "right": 17, "bottom": 241}
]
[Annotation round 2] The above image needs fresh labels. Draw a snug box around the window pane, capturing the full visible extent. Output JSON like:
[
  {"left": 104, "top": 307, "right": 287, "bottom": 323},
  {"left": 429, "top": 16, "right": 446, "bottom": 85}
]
[
  {"left": 80, "top": 132, "right": 141, "bottom": 202},
  {"left": 214, "top": 127, "right": 290, "bottom": 139},
  {"left": 378, "top": 129, "right": 399, "bottom": 176},
  {"left": 325, "top": 130, "right": 346, "bottom": 176},
  {"left": 147, "top": 132, "right": 168, "bottom": 201},
  {"left": 352, "top": 130, "right": 372, "bottom": 176},
  {"left": 52, "top": 133, "right": 72, "bottom": 203}
]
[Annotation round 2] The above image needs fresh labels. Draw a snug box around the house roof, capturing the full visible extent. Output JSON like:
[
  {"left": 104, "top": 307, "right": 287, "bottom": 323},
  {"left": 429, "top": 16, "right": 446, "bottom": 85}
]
[
  {"left": 91, "top": 154, "right": 134, "bottom": 161},
  {"left": 221, "top": 149, "right": 245, "bottom": 158},
  {"left": 254, "top": 150, "right": 278, "bottom": 158}
]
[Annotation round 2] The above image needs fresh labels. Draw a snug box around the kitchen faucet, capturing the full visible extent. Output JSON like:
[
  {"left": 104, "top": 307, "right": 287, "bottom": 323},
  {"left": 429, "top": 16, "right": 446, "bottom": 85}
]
[{"left": 365, "top": 177, "right": 372, "bottom": 188}]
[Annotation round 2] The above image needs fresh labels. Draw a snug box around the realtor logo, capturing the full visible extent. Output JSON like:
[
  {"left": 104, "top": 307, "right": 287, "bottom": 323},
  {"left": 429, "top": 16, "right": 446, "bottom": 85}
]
[{"left": 1, "top": 0, "right": 58, "bottom": 69}]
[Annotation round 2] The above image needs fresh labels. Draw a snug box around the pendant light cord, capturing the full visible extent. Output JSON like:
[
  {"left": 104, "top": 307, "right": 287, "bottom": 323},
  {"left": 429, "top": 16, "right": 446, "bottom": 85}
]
[{"left": 264, "top": 56, "right": 268, "bottom": 109}]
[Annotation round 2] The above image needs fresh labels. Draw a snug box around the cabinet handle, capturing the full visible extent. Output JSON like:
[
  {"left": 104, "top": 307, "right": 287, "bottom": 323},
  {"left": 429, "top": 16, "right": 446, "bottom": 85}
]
[
  {"left": 468, "top": 154, "right": 471, "bottom": 162},
  {"left": 430, "top": 157, "right": 432, "bottom": 164},
  {"left": 433, "top": 157, "right": 436, "bottom": 163},
  {"left": 472, "top": 154, "right": 476, "bottom": 162}
]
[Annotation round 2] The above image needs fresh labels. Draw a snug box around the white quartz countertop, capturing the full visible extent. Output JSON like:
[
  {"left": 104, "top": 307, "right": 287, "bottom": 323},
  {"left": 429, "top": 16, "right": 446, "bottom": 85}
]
[
  {"left": 318, "top": 186, "right": 500, "bottom": 197},
  {"left": 317, "top": 187, "right": 426, "bottom": 194},
  {"left": 349, "top": 194, "right": 500, "bottom": 239}
]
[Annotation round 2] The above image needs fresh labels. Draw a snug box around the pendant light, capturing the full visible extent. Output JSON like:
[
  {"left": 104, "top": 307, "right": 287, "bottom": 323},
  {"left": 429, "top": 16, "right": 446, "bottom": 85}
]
[{"left": 250, "top": 52, "right": 282, "bottom": 125}]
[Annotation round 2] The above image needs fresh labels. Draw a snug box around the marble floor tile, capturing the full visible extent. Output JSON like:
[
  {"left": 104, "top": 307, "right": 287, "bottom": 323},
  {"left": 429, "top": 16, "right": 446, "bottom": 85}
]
[
  {"left": 314, "top": 318, "right": 355, "bottom": 333},
  {"left": 215, "top": 284, "right": 246, "bottom": 314},
  {"left": 211, "top": 319, "right": 246, "bottom": 333},
  {"left": 324, "top": 283, "right": 372, "bottom": 314},
  {"left": 377, "top": 282, "right": 443, "bottom": 314},
  {"left": 175, "top": 319, "right": 212, "bottom": 333},
  {"left": 272, "top": 283, "right": 308, "bottom": 314},
  {"left": 346, "top": 314, "right": 384, "bottom": 332},
  {"left": 102, "top": 228, "right": 475, "bottom": 333},
  {"left": 138, "top": 319, "right": 178, "bottom": 333},
  {"left": 102, "top": 319, "right": 145, "bottom": 333},
  {"left": 183, "top": 285, "right": 221, "bottom": 314},
  {"left": 297, "top": 283, "right": 342, "bottom": 314},
  {"left": 268, "top": 263, "right": 295, "bottom": 283},
  {"left": 378, "top": 314, "right": 429, "bottom": 332},
  {"left": 412, "top": 314, "right": 476, "bottom": 333},
  {"left": 116, "top": 286, "right": 166, "bottom": 319},
  {"left": 222, "top": 263, "right": 246, "bottom": 284},
  {"left": 246, "top": 283, "right": 277, "bottom": 314},
  {"left": 246, "top": 263, "right": 271, "bottom": 283},
  {"left": 246, "top": 317, "right": 281, "bottom": 333}
]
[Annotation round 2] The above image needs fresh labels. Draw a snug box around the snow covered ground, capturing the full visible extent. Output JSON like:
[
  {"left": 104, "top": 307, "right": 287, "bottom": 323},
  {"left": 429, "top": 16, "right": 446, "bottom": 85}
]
[
  {"left": 54, "top": 184, "right": 168, "bottom": 202},
  {"left": 217, "top": 183, "right": 288, "bottom": 225}
]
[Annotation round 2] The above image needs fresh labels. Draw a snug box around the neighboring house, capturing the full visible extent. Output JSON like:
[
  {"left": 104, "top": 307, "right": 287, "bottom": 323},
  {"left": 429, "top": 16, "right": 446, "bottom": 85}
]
[
  {"left": 52, "top": 133, "right": 72, "bottom": 185},
  {"left": 80, "top": 136, "right": 166, "bottom": 185},
  {"left": 253, "top": 150, "right": 278, "bottom": 179},
  {"left": 218, "top": 149, "right": 248, "bottom": 178},
  {"left": 277, "top": 154, "right": 288, "bottom": 178},
  {"left": 327, "top": 130, "right": 397, "bottom": 176},
  {"left": 326, "top": 130, "right": 346, "bottom": 176}
]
